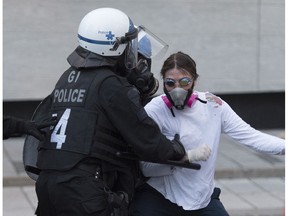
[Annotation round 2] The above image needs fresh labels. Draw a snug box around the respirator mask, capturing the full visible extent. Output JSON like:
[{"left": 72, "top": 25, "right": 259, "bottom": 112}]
[
  {"left": 168, "top": 88, "right": 191, "bottom": 110},
  {"left": 163, "top": 86, "right": 193, "bottom": 110},
  {"left": 126, "top": 25, "right": 168, "bottom": 98}
]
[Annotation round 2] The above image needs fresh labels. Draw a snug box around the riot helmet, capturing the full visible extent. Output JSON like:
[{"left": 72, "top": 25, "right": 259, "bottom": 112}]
[{"left": 77, "top": 7, "right": 138, "bottom": 70}]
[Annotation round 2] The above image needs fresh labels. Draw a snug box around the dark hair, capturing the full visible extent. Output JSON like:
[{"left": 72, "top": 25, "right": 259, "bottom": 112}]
[{"left": 160, "top": 51, "right": 199, "bottom": 80}]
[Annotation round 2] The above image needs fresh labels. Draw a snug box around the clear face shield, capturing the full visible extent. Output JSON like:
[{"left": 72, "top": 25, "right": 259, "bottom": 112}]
[
  {"left": 116, "top": 25, "right": 168, "bottom": 70},
  {"left": 137, "top": 25, "right": 168, "bottom": 59}
]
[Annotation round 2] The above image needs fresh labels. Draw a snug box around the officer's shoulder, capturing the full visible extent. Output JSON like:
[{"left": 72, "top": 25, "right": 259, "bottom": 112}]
[
  {"left": 99, "top": 75, "right": 135, "bottom": 99},
  {"left": 101, "top": 73, "right": 128, "bottom": 85},
  {"left": 99, "top": 74, "right": 127, "bottom": 89}
]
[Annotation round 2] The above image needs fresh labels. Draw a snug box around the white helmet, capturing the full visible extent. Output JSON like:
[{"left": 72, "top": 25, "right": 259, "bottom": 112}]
[{"left": 78, "top": 8, "right": 138, "bottom": 58}]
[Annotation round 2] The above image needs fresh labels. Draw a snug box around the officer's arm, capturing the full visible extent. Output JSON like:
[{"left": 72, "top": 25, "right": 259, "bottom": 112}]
[{"left": 99, "top": 77, "right": 185, "bottom": 162}]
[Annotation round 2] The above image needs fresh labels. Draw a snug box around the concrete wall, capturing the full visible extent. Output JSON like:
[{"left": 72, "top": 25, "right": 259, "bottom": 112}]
[{"left": 3, "top": 0, "right": 284, "bottom": 100}]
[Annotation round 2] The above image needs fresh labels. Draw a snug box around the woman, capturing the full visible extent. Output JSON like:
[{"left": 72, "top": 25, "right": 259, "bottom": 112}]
[{"left": 131, "top": 51, "right": 285, "bottom": 216}]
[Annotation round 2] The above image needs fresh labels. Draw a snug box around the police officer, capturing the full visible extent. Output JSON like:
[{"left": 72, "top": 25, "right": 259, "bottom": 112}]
[{"left": 35, "top": 8, "right": 187, "bottom": 216}]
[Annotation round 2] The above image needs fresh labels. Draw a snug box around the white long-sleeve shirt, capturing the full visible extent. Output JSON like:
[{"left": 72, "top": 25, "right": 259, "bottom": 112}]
[{"left": 141, "top": 91, "right": 285, "bottom": 210}]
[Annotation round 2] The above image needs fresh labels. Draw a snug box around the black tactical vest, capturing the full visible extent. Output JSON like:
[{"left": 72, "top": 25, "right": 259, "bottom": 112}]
[{"left": 37, "top": 67, "right": 132, "bottom": 171}]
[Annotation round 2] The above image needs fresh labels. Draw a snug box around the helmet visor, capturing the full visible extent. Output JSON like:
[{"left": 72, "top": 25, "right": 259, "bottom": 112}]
[{"left": 138, "top": 25, "right": 168, "bottom": 59}]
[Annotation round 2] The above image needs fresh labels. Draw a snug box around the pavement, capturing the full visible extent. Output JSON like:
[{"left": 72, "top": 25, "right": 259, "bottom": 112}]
[{"left": 3, "top": 130, "right": 285, "bottom": 216}]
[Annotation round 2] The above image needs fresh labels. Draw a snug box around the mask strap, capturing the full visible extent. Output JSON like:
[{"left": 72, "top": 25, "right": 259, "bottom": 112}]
[
  {"left": 186, "top": 93, "right": 198, "bottom": 107},
  {"left": 161, "top": 95, "right": 173, "bottom": 109}
]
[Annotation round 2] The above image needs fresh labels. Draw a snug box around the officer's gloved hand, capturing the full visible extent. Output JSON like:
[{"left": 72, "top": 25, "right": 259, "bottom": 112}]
[
  {"left": 170, "top": 134, "right": 186, "bottom": 160},
  {"left": 187, "top": 144, "right": 211, "bottom": 162},
  {"left": 24, "top": 120, "right": 56, "bottom": 141}
]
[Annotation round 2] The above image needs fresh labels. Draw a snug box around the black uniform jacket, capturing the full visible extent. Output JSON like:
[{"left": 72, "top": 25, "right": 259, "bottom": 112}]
[{"left": 36, "top": 46, "right": 181, "bottom": 199}]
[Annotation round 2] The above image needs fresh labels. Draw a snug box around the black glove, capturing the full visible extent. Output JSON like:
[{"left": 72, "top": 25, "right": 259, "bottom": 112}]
[
  {"left": 4, "top": 116, "right": 56, "bottom": 140},
  {"left": 24, "top": 120, "right": 56, "bottom": 141},
  {"left": 107, "top": 191, "right": 129, "bottom": 216},
  {"left": 170, "top": 134, "right": 186, "bottom": 160}
]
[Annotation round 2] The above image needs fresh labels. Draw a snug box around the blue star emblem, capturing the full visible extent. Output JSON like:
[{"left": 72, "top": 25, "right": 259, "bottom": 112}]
[{"left": 105, "top": 31, "right": 115, "bottom": 40}]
